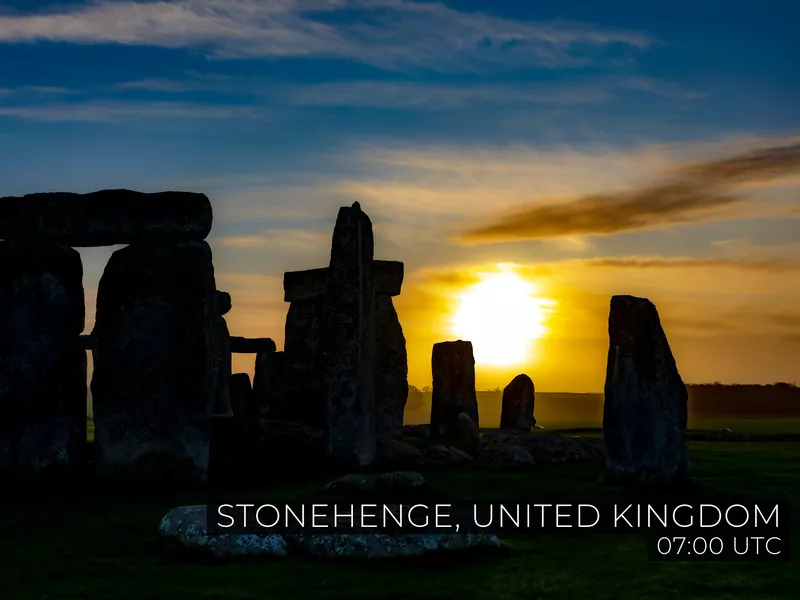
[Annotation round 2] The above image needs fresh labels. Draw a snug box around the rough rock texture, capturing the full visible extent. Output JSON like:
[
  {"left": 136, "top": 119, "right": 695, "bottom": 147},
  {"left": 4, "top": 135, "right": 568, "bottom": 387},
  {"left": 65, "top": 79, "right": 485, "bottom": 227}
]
[
  {"left": 158, "top": 505, "right": 288, "bottom": 559},
  {"left": 454, "top": 412, "right": 480, "bottom": 455},
  {"left": 603, "top": 295, "right": 690, "bottom": 483},
  {"left": 322, "top": 202, "right": 377, "bottom": 467},
  {"left": 479, "top": 443, "right": 535, "bottom": 469},
  {"left": 430, "top": 341, "right": 479, "bottom": 440},
  {"left": 500, "top": 374, "right": 535, "bottom": 431},
  {"left": 287, "top": 532, "right": 501, "bottom": 560},
  {"left": 0, "top": 240, "right": 86, "bottom": 473},
  {"left": 258, "top": 420, "right": 324, "bottom": 471},
  {"left": 252, "top": 350, "right": 287, "bottom": 419},
  {"left": 375, "top": 294, "right": 408, "bottom": 442},
  {"left": 282, "top": 299, "right": 326, "bottom": 429},
  {"left": 480, "top": 431, "right": 604, "bottom": 463},
  {"left": 376, "top": 438, "right": 422, "bottom": 469},
  {"left": 91, "top": 241, "right": 229, "bottom": 484},
  {"left": 0, "top": 189, "right": 212, "bottom": 246},
  {"left": 207, "top": 293, "right": 232, "bottom": 416}
]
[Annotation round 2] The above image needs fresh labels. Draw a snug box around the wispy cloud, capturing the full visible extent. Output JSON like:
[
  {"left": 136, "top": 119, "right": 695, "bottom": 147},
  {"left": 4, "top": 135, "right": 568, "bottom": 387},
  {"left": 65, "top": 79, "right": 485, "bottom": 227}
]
[
  {"left": 0, "top": 100, "right": 269, "bottom": 122},
  {"left": 585, "top": 256, "right": 800, "bottom": 271},
  {"left": 460, "top": 140, "right": 800, "bottom": 243},
  {"left": 0, "top": 0, "right": 653, "bottom": 72}
]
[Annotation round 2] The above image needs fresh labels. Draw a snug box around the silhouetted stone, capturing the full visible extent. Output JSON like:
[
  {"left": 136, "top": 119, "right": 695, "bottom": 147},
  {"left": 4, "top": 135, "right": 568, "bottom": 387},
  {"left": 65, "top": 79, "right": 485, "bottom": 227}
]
[
  {"left": 480, "top": 431, "right": 603, "bottom": 463},
  {"left": 430, "top": 341, "right": 478, "bottom": 441},
  {"left": 402, "top": 424, "right": 430, "bottom": 438},
  {"left": 0, "top": 240, "right": 85, "bottom": 474},
  {"left": 603, "top": 295, "right": 690, "bottom": 484},
  {"left": 0, "top": 189, "right": 212, "bottom": 246},
  {"left": 376, "top": 438, "right": 422, "bottom": 469},
  {"left": 252, "top": 350, "right": 287, "bottom": 419},
  {"left": 77, "top": 334, "right": 93, "bottom": 350},
  {"left": 372, "top": 261, "right": 404, "bottom": 297},
  {"left": 259, "top": 420, "right": 324, "bottom": 471},
  {"left": 91, "top": 240, "right": 228, "bottom": 484},
  {"left": 500, "top": 374, "right": 535, "bottom": 431},
  {"left": 322, "top": 202, "right": 377, "bottom": 467},
  {"left": 284, "top": 261, "right": 403, "bottom": 302},
  {"left": 418, "top": 444, "right": 473, "bottom": 468},
  {"left": 375, "top": 295, "right": 408, "bottom": 441},
  {"left": 454, "top": 412, "right": 480, "bottom": 455},
  {"left": 282, "top": 299, "right": 326, "bottom": 428},
  {"left": 229, "top": 373, "right": 259, "bottom": 432},
  {"left": 230, "top": 337, "right": 276, "bottom": 354}
]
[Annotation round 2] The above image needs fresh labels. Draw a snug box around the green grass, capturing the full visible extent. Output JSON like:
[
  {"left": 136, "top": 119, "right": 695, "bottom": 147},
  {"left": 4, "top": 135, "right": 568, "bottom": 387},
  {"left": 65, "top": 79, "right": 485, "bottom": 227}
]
[{"left": 3, "top": 441, "right": 798, "bottom": 600}]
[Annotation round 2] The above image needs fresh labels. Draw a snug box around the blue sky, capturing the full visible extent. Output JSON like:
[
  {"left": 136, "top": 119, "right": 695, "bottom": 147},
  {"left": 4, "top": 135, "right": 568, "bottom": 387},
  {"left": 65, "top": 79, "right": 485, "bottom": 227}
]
[{"left": 1, "top": 0, "right": 798, "bottom": 390}]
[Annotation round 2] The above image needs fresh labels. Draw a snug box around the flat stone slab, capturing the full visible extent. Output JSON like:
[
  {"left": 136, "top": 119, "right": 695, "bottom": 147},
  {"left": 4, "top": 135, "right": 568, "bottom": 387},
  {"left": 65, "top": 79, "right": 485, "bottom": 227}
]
[
  {"left": 480, "top": 431, "right": 604, "bottom": 463},
  {"left": 230, "top": 337, "right": 276, "bottom": 354},
  {"left": 158, "top": 506, "right": 288, "bottom": 559},
  {"left": 0, "top": 189, "right": 212, "bottom": 246},
  {"left": 284, "top": 260, "right": 404, "bottom": 302}
]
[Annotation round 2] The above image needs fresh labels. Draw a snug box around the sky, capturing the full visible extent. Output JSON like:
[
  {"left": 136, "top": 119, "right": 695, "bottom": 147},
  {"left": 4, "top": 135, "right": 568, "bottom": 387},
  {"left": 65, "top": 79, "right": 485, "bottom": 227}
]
[{"left": 1, "top": 0, "right": 798, "bottom": 392}]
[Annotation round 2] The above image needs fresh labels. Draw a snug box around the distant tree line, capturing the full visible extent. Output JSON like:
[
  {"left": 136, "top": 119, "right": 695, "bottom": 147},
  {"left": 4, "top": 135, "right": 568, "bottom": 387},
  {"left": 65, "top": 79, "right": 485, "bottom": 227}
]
[{"left": 686, "top": 383, "right": 800, "bottom": 418}]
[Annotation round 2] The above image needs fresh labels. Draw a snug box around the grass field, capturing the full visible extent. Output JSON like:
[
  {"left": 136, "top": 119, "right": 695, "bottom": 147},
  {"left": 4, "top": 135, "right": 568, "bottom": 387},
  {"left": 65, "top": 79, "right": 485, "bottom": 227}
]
[{"left": 3, "top": 439, "right": 798, "bottom": 600}]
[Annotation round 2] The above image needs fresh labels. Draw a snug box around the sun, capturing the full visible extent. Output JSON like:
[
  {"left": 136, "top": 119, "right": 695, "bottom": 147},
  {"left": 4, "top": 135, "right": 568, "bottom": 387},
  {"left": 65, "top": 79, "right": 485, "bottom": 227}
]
[{"left": 451, "top": 265, "right": 555, "bottom": 367}]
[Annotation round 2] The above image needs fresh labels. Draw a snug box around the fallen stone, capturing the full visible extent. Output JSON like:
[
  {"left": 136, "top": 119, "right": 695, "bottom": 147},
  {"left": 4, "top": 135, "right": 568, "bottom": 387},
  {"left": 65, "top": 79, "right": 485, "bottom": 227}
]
[
  {"left": 375, "top": 294, "right": 408, "bottom": 441},
  {"left": 91, "top": 241, "right": 226, "bottom": 484},
  {"left": 430, "top": 341, "right": 479, "bottom": 440},
  {"left": 402, "top": 424, "right": 431, "bottom": 438},
  {"left": 479, "top": 443, "right": 535, "bottom": 469},
  {"left": 286, "top": 531, "right": 500, "bottom": 560},
  {"left": 500, "top": 374, "right": 535, "bottom": 431},
  {"left": 0, "top": 240, "right": 86, "bottom": 474},
  {"left": 230, "top": 337, "right": 276, "bottom": 354},
  {"left": 418, "top": 444, "right": 474, "bottom": 468},
  {"left": 480, "top": 431, "right": 604, "bottom": 463},
  {"left": 376, "top": 438, "right": 422, "bottom": 469},
  {"left": 603, "top": 295, "right": 690, "bottom": 483},
  {"left": 324, "top": 471, "right": 429, "bottom": 494},
  {"left": 158, "top": 505, "right": 288, "bottom": 559},
  {"left": 0, "top": 189, "right": 212, "bottom": 246}
]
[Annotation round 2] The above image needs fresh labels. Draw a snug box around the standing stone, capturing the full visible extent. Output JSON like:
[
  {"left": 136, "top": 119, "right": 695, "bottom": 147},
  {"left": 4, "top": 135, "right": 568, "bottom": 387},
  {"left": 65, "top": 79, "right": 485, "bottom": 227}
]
[
  {"left": 252, "top": 350, "right": 287, "bottom": 419},
  {"left": 282, "top": 299, "right": 326, "bottom": 428},
  {"left": 500, "top": 374, "right": 536, "bottom": 431},
  {"left": 91, "top": 241, "right": 228, "bottom": 484},
  {"left": 0, "top": 240, "right": 85, "bottom": 474},
  {"left": 430, "top": 341, "right": 479, "bottom": 440},
  {"left": 603, "top": 295, "right": 690, "bottom": 483},
  {"left": 208, "top": 291, "right": 232, "bottom": 416},
  {"left": 323, "top": 202, "right": 376, "bottom": 466},
  {"left": 375, "top": 295, "right": 408, "bottom": 441}
]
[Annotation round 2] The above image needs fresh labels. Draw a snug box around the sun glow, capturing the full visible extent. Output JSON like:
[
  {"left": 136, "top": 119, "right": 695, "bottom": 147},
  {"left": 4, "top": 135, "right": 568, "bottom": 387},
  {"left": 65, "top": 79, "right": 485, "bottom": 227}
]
[{"left": 451, "top": 265, "right": 555, "bottom": 366}]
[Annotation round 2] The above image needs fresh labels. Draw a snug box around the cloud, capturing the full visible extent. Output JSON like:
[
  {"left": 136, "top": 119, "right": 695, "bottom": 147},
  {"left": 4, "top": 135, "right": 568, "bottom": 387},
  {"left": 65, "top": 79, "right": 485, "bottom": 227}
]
[
  {"left": 0, "top": 100, "right": 269, "bottom": 122},
  {"left": 0, "top": 0, "right": 652, "bottom": 72},
  {"left": 460, "top": 141, "right": 800, "bottom": 243},
  {"left": 584, "top": 256, "right": 800, "bottom": 272}
]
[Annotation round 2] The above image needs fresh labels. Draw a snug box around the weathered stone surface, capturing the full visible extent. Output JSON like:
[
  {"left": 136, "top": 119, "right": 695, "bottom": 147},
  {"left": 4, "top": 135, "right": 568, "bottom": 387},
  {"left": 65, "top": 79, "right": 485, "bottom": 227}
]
[
  {"left": 430, "top": 341, "right": 478, "bottom": 440},
  {"left": 454, "top": 412, "right": 480, "bottom": 455},
  {"left": 159, "top": 505, "right": 288, "bottom": 559},
  {"left": 0, "top": 240, "right": 85, "bottom": 473},
  {"left": 282, "top": 299, "right": 326, "bottom": 429},
  {"left": 500, "top": 374, "right": 535, "bottom": 431},
  {"left": 377, "top": 438, "right": 422, "bottom": 469},
  {"left": 603, "top": 295, "right": 690, "bottom": 483},
  {"left": 91, "top": 241, "right": 227, "bottom": 484},
  {"left": 480, "top": 431, "right": 604, "bottom": 463},
  {"left": 284, "top": 261, "right": 403, "bottom": 302},
  {"left": 207, "top": 312, "right": 232, "bottom": 416},
  {"left": 322, "top": 202, "right": 376, "bottom": 466},
  {"left": 252, "top": 350, "right": 287, "bottom": 419},
  {"left": 287, "top": 531, "right": 500, "bottom": 559},
  {"left": 0, "top": 189, "right": 212, "bottom": 246},
  {"left": 230, "top": 337, "right": 276, "bottom": 354},
  {"left": 479, "top": 443, "right": 535, "bottom": 469},
  {"left": 375, "top": 295, "right": 408, "bottom": 441},
  {"left": 259, "top": 420, "right": 324, "bottom": 471}
]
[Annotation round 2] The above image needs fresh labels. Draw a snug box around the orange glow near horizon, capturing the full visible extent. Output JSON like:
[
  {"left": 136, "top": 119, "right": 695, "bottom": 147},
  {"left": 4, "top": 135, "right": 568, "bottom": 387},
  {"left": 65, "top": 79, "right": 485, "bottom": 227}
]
[{"left": 450, "top": 264, "right": 556, "bottom": 367}]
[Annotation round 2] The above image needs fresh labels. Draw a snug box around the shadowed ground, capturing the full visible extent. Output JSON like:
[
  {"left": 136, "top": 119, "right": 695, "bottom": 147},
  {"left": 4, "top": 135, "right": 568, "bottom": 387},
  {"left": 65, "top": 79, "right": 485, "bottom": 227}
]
[{"left": 3, "top": 433, "right": 798, "bottom": 600}]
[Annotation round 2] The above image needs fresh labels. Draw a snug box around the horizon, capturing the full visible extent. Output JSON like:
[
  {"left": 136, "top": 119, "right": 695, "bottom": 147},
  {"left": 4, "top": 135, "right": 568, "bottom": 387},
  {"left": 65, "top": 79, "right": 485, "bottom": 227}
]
[{"left": 1, "top": 0, "right": 798, "bottom": 392}]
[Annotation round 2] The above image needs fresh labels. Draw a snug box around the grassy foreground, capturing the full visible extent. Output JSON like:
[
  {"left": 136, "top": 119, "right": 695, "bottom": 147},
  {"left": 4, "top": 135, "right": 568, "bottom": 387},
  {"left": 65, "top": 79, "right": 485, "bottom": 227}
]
[{"left": 2, "top": 438, "right": 798, "bottom": 600}]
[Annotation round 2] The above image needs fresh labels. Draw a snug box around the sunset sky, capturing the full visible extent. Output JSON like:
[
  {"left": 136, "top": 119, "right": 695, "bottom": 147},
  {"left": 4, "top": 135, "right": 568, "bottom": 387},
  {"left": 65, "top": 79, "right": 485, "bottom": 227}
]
[{"left": 1, "top": 1, "right": 798, "bottom": 392}]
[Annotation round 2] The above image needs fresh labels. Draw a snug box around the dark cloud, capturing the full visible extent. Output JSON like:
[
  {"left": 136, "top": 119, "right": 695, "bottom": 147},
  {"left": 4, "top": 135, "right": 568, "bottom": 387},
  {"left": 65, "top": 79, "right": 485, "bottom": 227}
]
[{"left": 460, "top": 141, "right": 800, "bottom": 243}]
